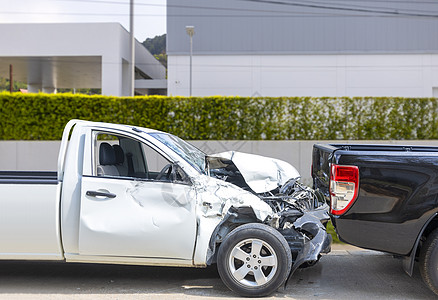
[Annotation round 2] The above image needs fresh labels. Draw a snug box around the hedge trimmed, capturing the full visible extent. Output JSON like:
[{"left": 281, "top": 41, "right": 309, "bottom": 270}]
[{"left": 1, "top": 92, "right": 438, "bottom": 140}]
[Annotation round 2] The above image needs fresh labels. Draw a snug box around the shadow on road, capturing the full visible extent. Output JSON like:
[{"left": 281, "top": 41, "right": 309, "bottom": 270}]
[{"left": 0, "top": 253, "right": 435, "bottom": 299}]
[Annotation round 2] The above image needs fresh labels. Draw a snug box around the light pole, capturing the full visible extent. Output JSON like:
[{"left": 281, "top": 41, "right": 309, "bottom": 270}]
[
  {"left": 130, "top": 0, "right": 135, "bottom": 96},
  {"left": 185, "top": 26, "right": 194, "bottom": 97}
]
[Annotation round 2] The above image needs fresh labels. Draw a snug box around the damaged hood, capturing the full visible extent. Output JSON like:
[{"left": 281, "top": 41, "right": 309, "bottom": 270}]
[{"left": 207, "top": 151, "right": 300, "bottom": 194}]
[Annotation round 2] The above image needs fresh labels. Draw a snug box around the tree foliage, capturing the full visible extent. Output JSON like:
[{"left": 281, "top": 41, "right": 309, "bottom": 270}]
[
  {"left": 142, "top": 34, "right": 166, "bottom": 55},
  {"left": 154, "top": 53, "right": 167, "bottom": 68},
  {"left": 142, "top": 34, "right": 167, "bottom": 69},
  {"left": 0, "top": 77, "right": 27, "bottom": 92}
]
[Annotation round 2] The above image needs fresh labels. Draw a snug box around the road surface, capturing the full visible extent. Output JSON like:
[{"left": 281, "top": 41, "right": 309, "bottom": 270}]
[{"left": 0, "top": 245, "right": 434, "bottom": 299}]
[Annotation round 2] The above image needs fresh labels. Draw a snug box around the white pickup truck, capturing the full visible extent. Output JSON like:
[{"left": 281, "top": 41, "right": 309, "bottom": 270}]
[{"left": 1, "top": 120, "right": 330, "bottom": 297}]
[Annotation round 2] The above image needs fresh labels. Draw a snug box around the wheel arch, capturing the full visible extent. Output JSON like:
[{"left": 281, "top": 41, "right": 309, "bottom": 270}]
[
  {"left": 403, "top": 212, "right": 438, "bottom": 276},
  {"left": 206, "top": 206, "right": 261, "bottom": 265}
]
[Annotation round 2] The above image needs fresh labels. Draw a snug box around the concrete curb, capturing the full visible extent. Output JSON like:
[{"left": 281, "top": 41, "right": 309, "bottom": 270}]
[{"left": 328, "top": 243, "right": 386, "bottom": 256}]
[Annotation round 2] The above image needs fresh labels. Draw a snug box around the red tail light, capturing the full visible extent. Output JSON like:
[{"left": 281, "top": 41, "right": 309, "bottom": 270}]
[{"left": 330, "top": 164, "right": 359, "bottom": 215}]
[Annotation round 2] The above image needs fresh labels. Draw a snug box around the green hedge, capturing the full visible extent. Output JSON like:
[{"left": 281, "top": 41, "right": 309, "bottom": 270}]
[{"left": 1, "top": 92, "right": 438, "bottom": 140}]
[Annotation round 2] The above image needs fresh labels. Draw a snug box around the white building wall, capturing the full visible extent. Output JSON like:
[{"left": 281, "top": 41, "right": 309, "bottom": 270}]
[
  {"left": 4, "top": 140, "right": 438, "bottom": 185},
  {"left": 168, "top": 54, "right": 438, "bottom": 97},
  {"left": 0, "top": 23, "right": 166, "bottom": 96}
]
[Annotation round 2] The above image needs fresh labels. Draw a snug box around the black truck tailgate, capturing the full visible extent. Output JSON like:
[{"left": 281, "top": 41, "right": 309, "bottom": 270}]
[{"left": 312, "top": 143, "right": 438, "bottom": 255}]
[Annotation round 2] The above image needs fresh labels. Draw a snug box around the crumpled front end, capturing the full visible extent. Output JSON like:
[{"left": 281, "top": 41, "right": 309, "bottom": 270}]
[
  {"left": 201, "top": 151, "right": 331, "bottom": 270},
  {"left": 260, "top": 179, "right": 332, "bottom": 272}
]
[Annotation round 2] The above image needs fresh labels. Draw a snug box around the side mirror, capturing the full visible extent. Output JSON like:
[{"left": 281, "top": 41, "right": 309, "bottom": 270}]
[{"left": 172, "top": 163, "right": 192, "bottom": 185}]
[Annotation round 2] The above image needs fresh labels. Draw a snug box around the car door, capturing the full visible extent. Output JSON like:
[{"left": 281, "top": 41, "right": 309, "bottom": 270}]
[{"left": 78, "top": 131, "right": 197, "bottom": 260}]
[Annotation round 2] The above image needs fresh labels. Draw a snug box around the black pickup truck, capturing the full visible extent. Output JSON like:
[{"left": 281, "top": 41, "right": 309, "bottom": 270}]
[{"left": 312, "top": 143, "right": 438, "bottom": 295}]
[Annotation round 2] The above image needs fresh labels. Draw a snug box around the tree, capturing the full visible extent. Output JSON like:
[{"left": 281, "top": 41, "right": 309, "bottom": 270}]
[
  {"left": 142, "top": 34, "right": 167, "bottom": 69},
  {"left": 154, "top": 53, "right": 167, "bottom": 68},
  {"left": 0, "top": 77, "right": 27, "bottom": 92},
  {"left": 142, "top": 34, "right": 166, "bottom": 55}
]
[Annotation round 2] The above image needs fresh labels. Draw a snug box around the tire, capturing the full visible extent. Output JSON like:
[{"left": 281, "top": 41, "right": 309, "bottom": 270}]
[
  {"left": 217, "top": 223, "right": 292, "bottom": 297},
  {"left": 420, "top": 228, "right": 438, "bottom": 296}
]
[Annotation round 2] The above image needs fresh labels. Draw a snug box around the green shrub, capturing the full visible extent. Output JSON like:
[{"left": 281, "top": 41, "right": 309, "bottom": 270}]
[
  {"left": 326, "top": 221, "right": 342, "bottom": 244},
  {"left": 1, "top": 92, "right": 438, "bottom": 140}
]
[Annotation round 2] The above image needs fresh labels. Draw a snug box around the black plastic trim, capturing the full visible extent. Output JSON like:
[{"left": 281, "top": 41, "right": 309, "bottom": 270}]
[{"left": 0, "top": 171, "right": 58, "bottom": 184}]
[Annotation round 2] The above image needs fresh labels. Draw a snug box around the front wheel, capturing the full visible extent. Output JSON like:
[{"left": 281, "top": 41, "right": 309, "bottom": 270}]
[
  {"left": 420, "top": 228, "right": 438, "bottom": 296},
  {"left": 217, "top": 223, "right": 292, "bottom": 297}
]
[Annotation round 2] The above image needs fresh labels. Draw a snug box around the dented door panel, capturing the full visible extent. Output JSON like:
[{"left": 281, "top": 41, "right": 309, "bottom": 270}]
[{"left": 79, "top": 176, "right": 197, "bottom": 260}]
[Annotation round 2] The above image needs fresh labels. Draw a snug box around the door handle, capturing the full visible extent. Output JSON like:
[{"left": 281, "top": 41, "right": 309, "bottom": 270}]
[{"left": 86, "top": 190, "right": 116, "bottom": 198}]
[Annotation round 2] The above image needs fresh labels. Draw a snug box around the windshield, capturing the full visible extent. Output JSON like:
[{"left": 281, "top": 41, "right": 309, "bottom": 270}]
[{"left": 149, "top": 132, "right": 206, "bottom": 174}]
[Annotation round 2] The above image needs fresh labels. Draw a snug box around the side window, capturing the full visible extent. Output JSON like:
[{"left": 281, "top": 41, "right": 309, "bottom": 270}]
[
  {"left": 95, "top": 133, "right": 124, "bottom": 177},
  {"left": 141, "top": 143, "right": 171, "bottom": 178},
  {"left": 94, "top": 131, "right": 189, "bottom": 183},
  {"left": 118, "top": 137, "right": 147, "bottom": 178},
  {"left": 140, "top": 143, "right": 190, "bottom": 183}
]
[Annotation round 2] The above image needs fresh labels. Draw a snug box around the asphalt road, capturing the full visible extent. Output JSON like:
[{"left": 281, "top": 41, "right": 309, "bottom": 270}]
[{"left": 0, "top": 247, "right": 435, "bottom": 299}]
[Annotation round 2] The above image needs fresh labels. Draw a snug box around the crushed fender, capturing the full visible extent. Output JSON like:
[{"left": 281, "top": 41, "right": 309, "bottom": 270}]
[
  {"left": 205, "top": 152, "right": 331, "bottom": 271},
  {"left": 259, "top": 179, "right": 331, "bottom": 272}
]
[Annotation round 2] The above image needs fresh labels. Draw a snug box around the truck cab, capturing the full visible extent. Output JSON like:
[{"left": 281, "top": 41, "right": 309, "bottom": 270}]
[{"left": 0, "top": 120, "right": 331, "bottom": 296}]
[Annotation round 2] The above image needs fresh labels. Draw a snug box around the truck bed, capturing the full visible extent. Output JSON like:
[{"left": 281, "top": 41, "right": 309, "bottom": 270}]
[
  {"left": 312, "top": 143, "right": 438, "bottom": 255},
  {"left": 0, "top": 171, "right": 62, "bottom": 260}
]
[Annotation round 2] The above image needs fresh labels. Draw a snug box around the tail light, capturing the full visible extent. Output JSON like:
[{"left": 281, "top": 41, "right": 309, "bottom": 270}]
[{"left": 330, "top": 164, "right": 359, "bottom": 215}]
